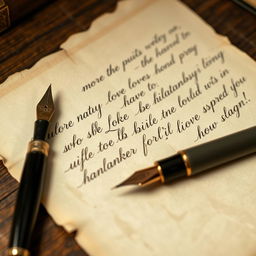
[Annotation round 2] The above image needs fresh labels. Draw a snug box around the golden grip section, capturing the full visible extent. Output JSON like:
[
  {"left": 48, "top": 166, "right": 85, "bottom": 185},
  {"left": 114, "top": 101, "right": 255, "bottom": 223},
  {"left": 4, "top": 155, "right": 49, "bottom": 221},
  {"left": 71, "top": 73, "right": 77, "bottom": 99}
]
[
  {"left": 27, "top": 140, "right": 49, "bottom": 156},
  {"left": 156, "top": 165, "right": 165, "bottom": 183},
  {"left": 7, "top": 247, "right": 30, "bottom": 256}
]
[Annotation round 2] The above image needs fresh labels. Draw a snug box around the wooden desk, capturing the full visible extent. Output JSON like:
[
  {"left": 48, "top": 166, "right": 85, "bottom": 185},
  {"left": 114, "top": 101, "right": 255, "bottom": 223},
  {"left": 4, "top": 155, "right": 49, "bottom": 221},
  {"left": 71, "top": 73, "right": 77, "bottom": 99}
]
[{"left": 0, "top": 0, "right": 255, "bottom": 255}]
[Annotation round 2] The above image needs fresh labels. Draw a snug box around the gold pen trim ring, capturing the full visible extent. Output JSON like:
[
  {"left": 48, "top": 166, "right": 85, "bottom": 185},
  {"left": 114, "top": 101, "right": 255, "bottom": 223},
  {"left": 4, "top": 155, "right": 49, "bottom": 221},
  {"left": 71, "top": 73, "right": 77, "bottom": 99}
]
[
  {"left": 179, "top": 151, "right": 192, "bottom": 176},
  {"left": 156, "top": 164, "right": 165, "bottom": 183},
  {"left": 27, "top": 140, "right": 49, "bottom": 156},
  {"left": 7, "top": 247, "right": 30, "bottom": 256}
]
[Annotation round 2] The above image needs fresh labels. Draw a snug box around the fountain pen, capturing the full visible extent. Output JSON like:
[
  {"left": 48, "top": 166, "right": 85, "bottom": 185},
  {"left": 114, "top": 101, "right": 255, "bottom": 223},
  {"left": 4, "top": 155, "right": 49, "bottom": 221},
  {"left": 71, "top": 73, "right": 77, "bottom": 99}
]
[
  {"left": 115, "top": 126, "right": 256, "bottom": 188},
  {"left": 8, "top": 86, "right": 54, "bottom": 256}
]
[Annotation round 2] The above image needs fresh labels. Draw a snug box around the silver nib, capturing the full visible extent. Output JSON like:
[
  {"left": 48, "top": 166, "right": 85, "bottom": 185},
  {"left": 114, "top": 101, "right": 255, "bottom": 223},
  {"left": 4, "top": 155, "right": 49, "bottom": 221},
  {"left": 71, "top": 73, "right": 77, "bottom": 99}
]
[{"left": 37, "top": 85, "right": 55, "bottom": 121}]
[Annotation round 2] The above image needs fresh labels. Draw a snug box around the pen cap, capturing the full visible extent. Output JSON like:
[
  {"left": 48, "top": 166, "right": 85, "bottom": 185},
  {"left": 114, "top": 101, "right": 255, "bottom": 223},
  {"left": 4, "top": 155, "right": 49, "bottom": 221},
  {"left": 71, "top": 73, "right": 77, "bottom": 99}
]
[{"left": 184, "top": 126, "right": 256, "bottom": 175}]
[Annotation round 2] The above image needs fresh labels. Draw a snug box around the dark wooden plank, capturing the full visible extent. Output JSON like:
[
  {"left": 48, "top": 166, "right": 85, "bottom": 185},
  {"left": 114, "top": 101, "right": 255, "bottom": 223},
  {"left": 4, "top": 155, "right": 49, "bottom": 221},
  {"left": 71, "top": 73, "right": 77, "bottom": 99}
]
[
  {"left": 0, "top": 0, "right": 255, "bottom": 255},
  {"left": 0, "top": 163, "right": 18, "bottom": 202},
  {"left": 0, "top": 0, "right": 118, "bottom": 84}
]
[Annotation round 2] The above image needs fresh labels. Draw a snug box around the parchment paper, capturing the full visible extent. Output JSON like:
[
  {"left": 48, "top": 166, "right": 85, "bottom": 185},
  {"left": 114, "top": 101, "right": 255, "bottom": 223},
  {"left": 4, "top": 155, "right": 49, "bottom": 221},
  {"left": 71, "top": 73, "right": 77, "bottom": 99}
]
[{"left": 0, "top": 0, "right": 256, "bottom": 255}]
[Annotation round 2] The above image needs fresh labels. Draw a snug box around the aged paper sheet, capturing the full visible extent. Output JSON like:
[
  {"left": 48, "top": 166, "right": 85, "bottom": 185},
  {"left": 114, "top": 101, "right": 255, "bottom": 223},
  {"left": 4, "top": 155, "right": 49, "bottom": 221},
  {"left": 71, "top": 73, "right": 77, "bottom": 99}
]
[{"left": 0, "top": 0, "right": 256, "bottom": 255}]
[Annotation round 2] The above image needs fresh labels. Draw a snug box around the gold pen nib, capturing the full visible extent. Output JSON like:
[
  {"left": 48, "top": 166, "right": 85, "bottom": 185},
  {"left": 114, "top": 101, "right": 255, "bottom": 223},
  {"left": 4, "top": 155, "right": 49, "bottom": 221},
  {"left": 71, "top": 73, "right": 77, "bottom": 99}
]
[
  {"left": 113, "top": 165, "right": 161, "bottom": 189},
  {"left": 37, "top": 85, "right": 55, "bottom": 121}
]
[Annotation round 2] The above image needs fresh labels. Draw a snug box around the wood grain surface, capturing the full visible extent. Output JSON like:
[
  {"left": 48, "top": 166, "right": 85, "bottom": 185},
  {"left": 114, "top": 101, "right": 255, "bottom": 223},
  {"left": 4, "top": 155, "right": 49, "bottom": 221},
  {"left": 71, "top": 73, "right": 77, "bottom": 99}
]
[{"left": 0, "top": 0, "right": 255, "bottom": 255}]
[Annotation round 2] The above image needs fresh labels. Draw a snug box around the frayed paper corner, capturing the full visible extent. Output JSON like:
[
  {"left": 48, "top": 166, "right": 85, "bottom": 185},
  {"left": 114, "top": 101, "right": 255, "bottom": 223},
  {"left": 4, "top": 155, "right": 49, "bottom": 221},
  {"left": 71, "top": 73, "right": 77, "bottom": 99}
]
[{"left": 0, "top": 154, "right": 6, "bottom": 164}]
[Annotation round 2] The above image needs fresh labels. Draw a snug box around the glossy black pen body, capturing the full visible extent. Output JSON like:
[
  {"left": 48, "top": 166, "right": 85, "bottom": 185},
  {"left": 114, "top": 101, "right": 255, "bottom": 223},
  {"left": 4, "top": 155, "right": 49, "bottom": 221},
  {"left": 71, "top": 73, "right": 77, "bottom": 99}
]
[
  {"left": 7, "top": 86, "right": 54, "bottom": 256},
  {"left": 115, "top": 126, "right": 256, "bottom": 188}
]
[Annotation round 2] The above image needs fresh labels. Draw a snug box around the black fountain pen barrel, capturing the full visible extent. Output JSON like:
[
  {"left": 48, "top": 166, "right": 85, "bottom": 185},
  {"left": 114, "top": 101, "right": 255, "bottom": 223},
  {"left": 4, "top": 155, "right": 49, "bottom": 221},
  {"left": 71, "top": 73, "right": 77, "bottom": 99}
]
[
  {"left": 8, "top": 85, "right": 54, "bottom": 255},
  {"left": 8, "top": 140, "right": 49, "bottom": 252},
  {"left": 158, "top": 126, "right": 256, "bottom": 182},
  {"left": 157, "top": 154, "right": 187, "bottom": 183},
  {"left": 181, "top": 126, "right": 256, "bottom": 176}
]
